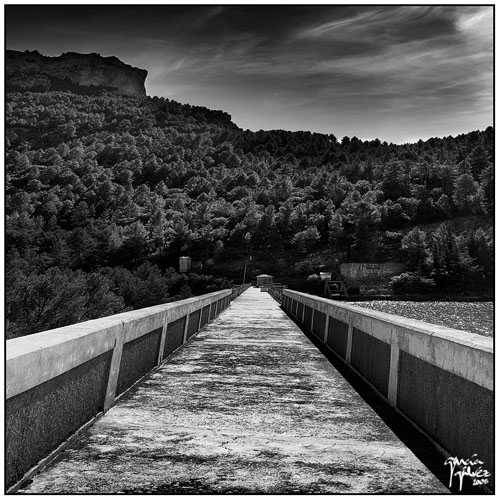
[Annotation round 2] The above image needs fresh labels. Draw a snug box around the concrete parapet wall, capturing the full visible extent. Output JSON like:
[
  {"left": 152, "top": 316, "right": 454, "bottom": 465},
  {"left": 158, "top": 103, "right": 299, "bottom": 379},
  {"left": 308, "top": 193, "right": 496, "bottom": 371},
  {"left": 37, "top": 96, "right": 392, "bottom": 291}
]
[
  {"left": 6, "top": 288, "right": 240, "bottom": 489},
  {"left": 282, "top": 290, "right": 493, "bottom": 479},
  {"left": 231, "top": 283, "right": 251, "bottom": 300}
]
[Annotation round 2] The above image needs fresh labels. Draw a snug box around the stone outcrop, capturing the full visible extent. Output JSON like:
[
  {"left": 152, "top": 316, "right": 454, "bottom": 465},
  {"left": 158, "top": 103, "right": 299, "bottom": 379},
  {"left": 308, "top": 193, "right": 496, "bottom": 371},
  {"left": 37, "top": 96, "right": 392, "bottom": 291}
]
[{"left": 6, "top": 50, "right": 147, "bottom": 96}]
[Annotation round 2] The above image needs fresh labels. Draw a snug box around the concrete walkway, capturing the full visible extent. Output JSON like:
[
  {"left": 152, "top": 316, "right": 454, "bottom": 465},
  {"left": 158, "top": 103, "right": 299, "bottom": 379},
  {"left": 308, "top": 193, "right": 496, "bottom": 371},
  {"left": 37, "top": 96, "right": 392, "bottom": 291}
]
[{"left": 20, "top": 288, "right": 448, "bottom": 494}]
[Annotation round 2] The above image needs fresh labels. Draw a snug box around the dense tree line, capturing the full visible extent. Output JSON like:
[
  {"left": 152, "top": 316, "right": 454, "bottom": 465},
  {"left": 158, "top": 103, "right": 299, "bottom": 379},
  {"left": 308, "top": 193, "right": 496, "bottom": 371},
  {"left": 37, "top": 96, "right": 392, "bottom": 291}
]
[
  {"left": 391, "top": 223, "right": 493, "bottom": 294},
  {"left": 5, "top": 89, "right": 494, "bottom": 337}
]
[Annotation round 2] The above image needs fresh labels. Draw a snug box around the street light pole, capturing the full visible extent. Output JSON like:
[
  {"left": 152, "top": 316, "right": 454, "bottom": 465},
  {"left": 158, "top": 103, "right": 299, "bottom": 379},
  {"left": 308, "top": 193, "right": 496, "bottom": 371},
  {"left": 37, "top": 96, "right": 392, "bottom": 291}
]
[{"left": 242, "top": 264, "right": 247, "bottom": 285}]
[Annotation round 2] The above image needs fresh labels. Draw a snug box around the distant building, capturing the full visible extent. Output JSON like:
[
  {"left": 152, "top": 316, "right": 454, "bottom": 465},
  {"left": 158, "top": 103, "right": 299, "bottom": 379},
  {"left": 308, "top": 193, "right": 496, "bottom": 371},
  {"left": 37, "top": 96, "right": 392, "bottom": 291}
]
[
  {"left": 340, "top": 263, "right": 405, "bottom": 280},
  {"left": 179, "top": 256, "right": 191, "bottom": 273},
  {"left": 340, "top": 262, "right": 406, "bottom": 295},
  {"left": 256, "top": 274, "right": 273, "bottom": 287}
]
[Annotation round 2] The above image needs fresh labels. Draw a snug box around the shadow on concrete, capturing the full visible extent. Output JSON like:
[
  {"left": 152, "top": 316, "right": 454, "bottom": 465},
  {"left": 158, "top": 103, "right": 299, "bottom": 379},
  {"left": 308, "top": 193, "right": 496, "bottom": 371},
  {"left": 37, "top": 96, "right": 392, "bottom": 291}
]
[{"left": 281, "top": 306, "right": 491, "bottom": 495}]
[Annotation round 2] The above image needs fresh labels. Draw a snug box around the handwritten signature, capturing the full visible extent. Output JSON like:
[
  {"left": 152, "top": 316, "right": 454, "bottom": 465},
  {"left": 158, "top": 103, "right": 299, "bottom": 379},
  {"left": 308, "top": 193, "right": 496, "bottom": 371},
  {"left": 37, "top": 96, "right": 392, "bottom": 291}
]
[{"left": 444, "top": 454, "right": 491, "bottom": 491}]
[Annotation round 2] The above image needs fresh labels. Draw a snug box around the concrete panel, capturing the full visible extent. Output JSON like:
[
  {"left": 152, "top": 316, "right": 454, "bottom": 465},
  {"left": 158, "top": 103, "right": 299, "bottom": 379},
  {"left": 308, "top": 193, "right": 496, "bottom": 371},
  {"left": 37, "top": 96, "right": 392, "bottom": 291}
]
[
  {"left": 312, "top": 310, "right": 326, "bottom": 340},
  {"left": 296, "top": 302, "right": 304, "bottom": 321},
  {"left": 200, "top": 306, "right": 210, "bottom": 328},
  {"left": 282, "top": 290, "right": 492, "bottom": 391},
  {"left": 6, "top": 290, "right": 234, "bottom": 489},
  {"left": 7, "top": 290, "right": 232, "bottom": 400},
  {"left": 210, "top": 303, "right": 217, "bottom": 320},
  {"left": 398, "top": 351, "right": 494, "bottom": 475},
  {"left": 116, "top": 290, "right": 231, "bottom": 345},
  {"left": 6, "top": 351, "right": 112, "bottom": 488},
  {"left": 326, "top": 318, "right": 349, "bottom": 359},
  {"left": 303, "top": 306, "right": 313, "bottom": 330},
  {"left": 291, "top": 299, "right": 297, "bottom": 317},
  {"left": 116, "top": 328, "right": 162, "bottom": 396},
  {"left": 164, "top": 318, "right": 186, "bottom": 358},
  {"left": 351, "top": 328, "right": 391, "bottom": 397},
  {"left": 283, "top": 289, "right": 494, "bottom": 489},
  {"left": 187, "top": 309, "right": 202, "bottom": 339},
  {"left": 6, "top": 321, "right": 120, "bottom": 400}
]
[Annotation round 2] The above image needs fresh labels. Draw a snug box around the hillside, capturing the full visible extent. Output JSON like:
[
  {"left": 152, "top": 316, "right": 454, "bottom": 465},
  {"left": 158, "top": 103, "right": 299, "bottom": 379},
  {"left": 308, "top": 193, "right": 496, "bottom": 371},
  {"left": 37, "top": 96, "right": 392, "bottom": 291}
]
[{"left": 5, "top": 56, "right": 494, "bottom": 337}]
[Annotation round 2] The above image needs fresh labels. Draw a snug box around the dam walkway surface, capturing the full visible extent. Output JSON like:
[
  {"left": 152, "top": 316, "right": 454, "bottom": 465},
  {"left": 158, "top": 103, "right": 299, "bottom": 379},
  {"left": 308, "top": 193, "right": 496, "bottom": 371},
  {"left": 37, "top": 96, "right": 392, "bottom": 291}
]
[{"left": 20, "top": 288, "right": 448, "bottom": 494}]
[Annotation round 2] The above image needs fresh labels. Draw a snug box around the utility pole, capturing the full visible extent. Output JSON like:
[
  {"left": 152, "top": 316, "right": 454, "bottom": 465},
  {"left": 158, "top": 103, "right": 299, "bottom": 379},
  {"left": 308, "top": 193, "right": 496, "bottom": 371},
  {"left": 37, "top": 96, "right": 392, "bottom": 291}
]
[{"left": 242, "top": 255, "right": 252, "bottom": 285}]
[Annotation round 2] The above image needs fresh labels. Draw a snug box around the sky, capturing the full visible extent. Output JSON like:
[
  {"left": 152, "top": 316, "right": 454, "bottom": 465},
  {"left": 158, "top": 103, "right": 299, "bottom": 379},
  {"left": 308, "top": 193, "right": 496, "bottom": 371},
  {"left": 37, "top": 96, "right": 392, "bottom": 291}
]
[{"left": 5, "top": 4, "right": 493, "bottom": 144}]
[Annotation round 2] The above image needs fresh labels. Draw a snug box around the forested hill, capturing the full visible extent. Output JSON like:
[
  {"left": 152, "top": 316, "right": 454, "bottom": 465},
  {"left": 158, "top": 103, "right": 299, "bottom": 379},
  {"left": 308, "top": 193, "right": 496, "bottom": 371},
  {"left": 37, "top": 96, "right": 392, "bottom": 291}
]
[{"left": 6, "top": 87, "right": 494, "bottom": 338}]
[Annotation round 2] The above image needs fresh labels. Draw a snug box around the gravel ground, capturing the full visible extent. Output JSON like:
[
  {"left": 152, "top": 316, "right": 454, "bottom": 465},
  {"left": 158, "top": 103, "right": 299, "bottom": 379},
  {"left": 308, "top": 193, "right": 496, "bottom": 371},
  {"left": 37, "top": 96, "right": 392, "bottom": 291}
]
[{"left": 348, "top": 301, "right": 493, "bottom": 336}]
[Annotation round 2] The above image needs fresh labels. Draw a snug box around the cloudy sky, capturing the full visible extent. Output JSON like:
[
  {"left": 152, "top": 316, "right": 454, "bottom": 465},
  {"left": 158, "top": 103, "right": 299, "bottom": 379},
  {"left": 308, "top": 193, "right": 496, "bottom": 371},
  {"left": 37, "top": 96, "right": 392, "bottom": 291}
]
[{"left": 6, "top": 4, "right": 493, "bottom": 143}]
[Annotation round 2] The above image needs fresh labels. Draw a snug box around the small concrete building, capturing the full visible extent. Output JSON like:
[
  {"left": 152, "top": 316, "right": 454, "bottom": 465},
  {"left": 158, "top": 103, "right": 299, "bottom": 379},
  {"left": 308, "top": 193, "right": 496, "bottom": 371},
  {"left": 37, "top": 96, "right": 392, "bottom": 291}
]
[
  {"left": 179, "top": 256, "right": 191, "bottom": 273},
  {"left": 256, "top": 274, "right": 273, "bottom": 287}
]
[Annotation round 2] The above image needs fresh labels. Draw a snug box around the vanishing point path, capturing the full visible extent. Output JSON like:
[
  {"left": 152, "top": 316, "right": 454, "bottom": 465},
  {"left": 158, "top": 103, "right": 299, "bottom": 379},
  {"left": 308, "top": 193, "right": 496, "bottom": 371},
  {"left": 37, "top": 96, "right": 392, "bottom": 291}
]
[{"left": 20, "top": 288, "right": 448, "bottom": 494}]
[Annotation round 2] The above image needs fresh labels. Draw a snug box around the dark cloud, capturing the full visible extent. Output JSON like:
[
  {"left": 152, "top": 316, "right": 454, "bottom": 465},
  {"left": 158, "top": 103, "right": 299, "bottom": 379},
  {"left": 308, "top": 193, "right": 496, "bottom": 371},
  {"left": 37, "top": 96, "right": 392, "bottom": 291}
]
[{"left": 6, "top": 5, "right": 492, "bottom": 143}]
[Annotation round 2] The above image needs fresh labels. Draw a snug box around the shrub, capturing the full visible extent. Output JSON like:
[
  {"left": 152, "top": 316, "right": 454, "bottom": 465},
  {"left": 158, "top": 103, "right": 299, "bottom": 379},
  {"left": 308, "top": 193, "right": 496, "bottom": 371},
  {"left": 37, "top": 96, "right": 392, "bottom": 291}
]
[
  {"left": 390, "top": 272, "right": 436, "bottom": 294},
  {"left": 306, "top": 274, "right": 320, "bottom": 282}
]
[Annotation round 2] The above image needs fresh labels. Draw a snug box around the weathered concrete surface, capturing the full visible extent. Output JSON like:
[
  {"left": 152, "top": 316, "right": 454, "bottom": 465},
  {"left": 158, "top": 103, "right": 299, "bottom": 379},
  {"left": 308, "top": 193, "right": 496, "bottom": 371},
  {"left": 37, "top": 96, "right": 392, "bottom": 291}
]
[
  {"left": 19, "top": 288, "right": 448, "bottom": 494},
  {"left": 284, "top": 290, "right": 493, "bottom": 391},
  {"left": 7, "top": 290, "right": 231, "bottom": 400},
  {"left": 283, "top": 289, "right": 494, "bottom": 486}
]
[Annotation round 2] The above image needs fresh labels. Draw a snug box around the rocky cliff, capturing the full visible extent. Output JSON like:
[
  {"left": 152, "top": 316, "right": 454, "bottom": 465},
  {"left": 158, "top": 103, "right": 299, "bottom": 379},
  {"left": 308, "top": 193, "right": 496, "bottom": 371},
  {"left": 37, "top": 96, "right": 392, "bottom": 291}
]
[{"left": 6, "top": 50, "right": 148, "bottom": 96}]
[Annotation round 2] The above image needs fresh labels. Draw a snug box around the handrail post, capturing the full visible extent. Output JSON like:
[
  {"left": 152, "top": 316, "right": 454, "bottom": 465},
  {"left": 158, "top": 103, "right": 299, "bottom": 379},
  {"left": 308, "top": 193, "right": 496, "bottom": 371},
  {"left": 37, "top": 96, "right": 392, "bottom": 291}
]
[
  {"left": 387, "top": 342, "right": 400, "bottom": 407},
  {"left": 323, "top": 314, "right": 330, "bottom": 343},
  {"left": 182, "top": 313, "right": 190, "bottom": 343},
  {"left": 197, "top": 307, "right": 203, "bottom": 331},
  {"left": 157, "top": 320, "right": 168, "bottom": 365},
  {"left": 345, "top": 316, "right": 353, "bottom": 365},
  {"left": 103, "top": 324, "right": 125, "bottom": 412}
]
